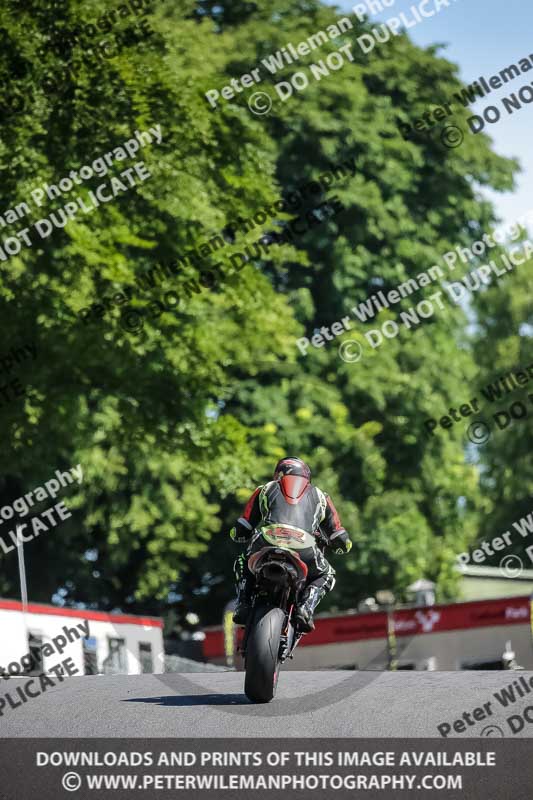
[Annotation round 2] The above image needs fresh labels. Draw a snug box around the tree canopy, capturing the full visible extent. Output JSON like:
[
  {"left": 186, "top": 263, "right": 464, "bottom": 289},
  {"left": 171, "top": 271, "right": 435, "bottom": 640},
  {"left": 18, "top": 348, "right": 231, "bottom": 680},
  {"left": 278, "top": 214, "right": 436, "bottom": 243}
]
[{"left": 0, "top": 0, "right": 528, "bottom": 626}]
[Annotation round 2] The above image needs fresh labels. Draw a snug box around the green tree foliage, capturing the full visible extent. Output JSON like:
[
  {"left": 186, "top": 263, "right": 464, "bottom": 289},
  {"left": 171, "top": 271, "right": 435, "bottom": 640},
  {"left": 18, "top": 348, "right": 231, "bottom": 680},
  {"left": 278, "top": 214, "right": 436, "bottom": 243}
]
[
  {"left": 0, "top": 0, "right": 301, "bottom": 610},
  {"left": 182, "top": 0, "right": 518, "bottom": 620},
  {"left": 0, "top": 0, "right": 522, "bottom": 623},
  {"left": 471, "top": 240, "right": 533, "bottom": 550}
]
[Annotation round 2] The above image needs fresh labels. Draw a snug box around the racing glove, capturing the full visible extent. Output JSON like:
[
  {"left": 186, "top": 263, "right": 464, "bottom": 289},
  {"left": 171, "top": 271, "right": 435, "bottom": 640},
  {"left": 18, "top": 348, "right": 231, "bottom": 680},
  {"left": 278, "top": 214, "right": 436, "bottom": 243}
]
[
  {"left": 328, "top": 529, "right": 352, "bottom": 555},
  {"left": 229, "top": 517, "right": 253, "bottom": 544}
]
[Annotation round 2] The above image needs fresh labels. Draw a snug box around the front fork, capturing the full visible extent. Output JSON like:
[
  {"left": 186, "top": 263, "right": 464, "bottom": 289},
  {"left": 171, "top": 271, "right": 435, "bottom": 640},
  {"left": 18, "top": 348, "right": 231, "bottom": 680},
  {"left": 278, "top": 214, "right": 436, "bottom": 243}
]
[{"left": 279, "top": 602, "right": 304, "bottom": 662}]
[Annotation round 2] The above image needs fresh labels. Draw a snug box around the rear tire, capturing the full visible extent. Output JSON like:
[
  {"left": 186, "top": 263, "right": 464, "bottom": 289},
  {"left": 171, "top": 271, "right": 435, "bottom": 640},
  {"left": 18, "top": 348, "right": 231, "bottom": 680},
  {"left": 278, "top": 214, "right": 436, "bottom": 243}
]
[{"left": 244, "top": 606, "right": 284, "bottom": 703}]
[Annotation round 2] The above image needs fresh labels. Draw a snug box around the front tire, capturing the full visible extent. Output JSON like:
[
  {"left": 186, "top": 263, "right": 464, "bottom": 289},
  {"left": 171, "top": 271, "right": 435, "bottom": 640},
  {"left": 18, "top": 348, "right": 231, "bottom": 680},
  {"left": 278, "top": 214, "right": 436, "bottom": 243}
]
[{"left": 244, "top": 606, "right": 285, "bottom": 703}]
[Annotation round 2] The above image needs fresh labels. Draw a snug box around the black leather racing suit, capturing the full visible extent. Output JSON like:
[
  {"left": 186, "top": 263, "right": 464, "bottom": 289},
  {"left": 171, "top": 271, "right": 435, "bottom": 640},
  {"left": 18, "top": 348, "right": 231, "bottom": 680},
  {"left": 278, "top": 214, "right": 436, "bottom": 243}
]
[{"left": 232, "top": 480, "right": 350, "bottom": 608}]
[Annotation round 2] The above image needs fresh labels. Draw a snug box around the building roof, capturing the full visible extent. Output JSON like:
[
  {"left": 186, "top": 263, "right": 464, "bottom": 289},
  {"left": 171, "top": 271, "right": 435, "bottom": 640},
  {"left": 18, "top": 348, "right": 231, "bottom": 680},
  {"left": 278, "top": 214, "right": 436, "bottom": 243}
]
[
  {"left": 456, "top": 564, "right": 533, "bottom": 580},
  {"left": 0, "top": 598, "right": 163, "bottom": 628}
]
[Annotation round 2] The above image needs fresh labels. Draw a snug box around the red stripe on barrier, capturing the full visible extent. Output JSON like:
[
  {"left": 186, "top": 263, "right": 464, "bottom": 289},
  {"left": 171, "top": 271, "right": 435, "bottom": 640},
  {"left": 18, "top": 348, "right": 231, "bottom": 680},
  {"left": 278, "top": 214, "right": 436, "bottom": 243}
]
[
  {"left": 201, "top": 595, "right": 531, "bottom": 659},
  {"left": 0, "top": 598, "right": 163, "bottom": 628}
]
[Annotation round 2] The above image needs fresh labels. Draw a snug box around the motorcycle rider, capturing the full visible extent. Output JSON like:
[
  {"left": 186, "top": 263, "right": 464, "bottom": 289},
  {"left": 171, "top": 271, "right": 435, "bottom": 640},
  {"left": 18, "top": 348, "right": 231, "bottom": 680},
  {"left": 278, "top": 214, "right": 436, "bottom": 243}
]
[{"left": 230, "top": 457, "right": 352, "bottom": 632}]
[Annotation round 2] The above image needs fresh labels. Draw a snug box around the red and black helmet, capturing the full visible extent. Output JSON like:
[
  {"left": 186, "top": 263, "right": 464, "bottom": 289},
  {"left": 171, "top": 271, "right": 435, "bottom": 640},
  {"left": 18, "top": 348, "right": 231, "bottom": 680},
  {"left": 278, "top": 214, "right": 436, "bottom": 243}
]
[{"left": 274, "top": 457, "right": 311, "bottom": 504}]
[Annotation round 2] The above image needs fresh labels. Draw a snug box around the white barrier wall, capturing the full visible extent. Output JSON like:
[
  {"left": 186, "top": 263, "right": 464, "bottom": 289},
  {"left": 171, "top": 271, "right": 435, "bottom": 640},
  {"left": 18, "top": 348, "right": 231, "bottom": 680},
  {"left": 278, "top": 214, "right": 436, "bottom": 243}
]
[{"left": 0, "top": 600, "right": 164, "bottom": 675}]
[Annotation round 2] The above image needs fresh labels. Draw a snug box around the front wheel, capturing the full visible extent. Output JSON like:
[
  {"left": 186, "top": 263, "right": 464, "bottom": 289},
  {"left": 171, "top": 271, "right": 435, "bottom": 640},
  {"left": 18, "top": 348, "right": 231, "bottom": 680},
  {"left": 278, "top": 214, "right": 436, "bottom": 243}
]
[{"left": 244, "top": 606, "right": 285, "bottom": 703}]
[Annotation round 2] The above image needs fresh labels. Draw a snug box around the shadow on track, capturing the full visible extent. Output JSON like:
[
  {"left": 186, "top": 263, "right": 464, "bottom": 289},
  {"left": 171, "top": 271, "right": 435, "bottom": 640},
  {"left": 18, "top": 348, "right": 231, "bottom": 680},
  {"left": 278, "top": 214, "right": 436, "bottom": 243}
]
[
  {"left": 126, "top": 670, "right": 389, "bottom": 717},
  {"left": 124, "top": 693, "right": 251, "bottom": 707}
]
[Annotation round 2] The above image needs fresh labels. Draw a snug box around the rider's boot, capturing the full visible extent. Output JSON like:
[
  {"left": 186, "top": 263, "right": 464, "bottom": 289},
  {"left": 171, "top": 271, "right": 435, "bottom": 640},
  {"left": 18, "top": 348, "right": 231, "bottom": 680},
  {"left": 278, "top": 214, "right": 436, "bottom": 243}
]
[
  {"left": 295, "top": 585, "right": 324, "bottom": 633},
  {"left": 233, "top": 574, "right": 253, "bottom": 626}
]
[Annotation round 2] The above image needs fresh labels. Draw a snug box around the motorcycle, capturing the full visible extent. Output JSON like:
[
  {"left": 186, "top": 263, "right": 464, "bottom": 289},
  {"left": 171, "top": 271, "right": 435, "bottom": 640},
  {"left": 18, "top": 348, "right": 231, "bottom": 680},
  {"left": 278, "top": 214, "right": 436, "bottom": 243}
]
[{"left": 240, "top": 524, "right": 325, "bottom": 703}]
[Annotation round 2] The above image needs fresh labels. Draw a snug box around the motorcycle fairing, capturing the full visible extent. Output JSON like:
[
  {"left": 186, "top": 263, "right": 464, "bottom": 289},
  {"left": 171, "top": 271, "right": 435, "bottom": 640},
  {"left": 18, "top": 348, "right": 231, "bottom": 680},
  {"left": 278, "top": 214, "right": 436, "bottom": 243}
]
[{"left": 248, "top": 545, "right": 308, "bottom": 580}]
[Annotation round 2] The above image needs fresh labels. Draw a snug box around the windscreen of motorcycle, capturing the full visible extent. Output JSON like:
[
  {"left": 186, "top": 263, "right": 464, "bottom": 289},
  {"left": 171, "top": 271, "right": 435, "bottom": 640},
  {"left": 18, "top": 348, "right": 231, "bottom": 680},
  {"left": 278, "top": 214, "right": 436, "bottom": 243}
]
[{"left": 260, "top": 524, "right": 316, "bottom": 550}]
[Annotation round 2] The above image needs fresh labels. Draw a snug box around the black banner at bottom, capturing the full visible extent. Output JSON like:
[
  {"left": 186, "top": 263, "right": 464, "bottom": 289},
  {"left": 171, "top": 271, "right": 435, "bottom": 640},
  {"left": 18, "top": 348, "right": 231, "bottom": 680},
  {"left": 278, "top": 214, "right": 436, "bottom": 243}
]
[{"left": 0, "top": 738, "right": 530, "bottom": 800}]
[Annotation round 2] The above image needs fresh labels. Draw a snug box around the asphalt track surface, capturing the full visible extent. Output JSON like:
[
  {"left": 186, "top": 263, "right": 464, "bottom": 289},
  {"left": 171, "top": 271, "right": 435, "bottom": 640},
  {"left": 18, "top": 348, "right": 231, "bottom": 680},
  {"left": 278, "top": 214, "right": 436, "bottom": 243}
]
[{"left": 3, "top": 670, "right": 533, "bottom": 738}]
